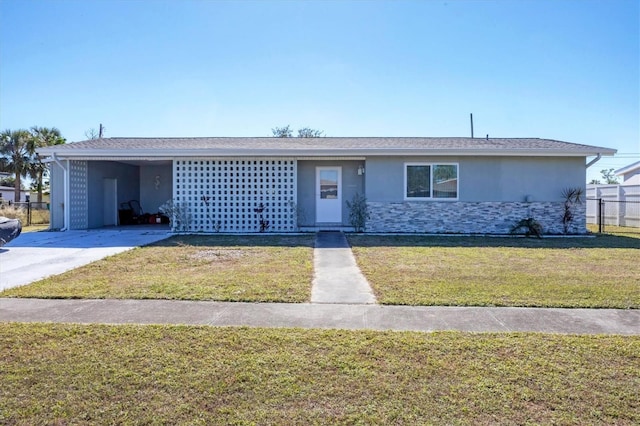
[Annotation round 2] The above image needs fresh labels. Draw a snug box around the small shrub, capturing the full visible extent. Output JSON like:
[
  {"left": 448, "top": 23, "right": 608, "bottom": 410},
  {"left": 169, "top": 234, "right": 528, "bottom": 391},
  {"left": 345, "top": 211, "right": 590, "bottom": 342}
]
[
  {"left": 346, "top": 193, "right": 370, "bottom": 232},
  {"left": 159, "top": 199, "right": 191, "bottom": 232},
  {"left": 561, "top": 187, "right": 584, "bottom": 234},
  {"left": 510, "top": 218, "right": 543, "bottom": 238}
]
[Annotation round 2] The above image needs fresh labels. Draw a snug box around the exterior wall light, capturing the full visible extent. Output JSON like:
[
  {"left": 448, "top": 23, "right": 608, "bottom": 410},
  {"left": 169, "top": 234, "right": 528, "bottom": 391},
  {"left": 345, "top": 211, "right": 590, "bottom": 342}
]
[{"left": 357, "top": 165, "right": 365, "bottom": 175}]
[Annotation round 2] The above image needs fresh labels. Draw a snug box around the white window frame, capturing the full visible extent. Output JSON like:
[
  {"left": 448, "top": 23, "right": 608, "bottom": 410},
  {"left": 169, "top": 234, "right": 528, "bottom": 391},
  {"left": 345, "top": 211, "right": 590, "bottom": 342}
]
[{"left": 404, "top": 162, "right": 459, "bottom": 201}]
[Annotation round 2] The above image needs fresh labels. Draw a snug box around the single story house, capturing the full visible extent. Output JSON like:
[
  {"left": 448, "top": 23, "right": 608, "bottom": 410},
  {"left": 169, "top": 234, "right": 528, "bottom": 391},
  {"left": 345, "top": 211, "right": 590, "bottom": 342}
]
[
  {"left": 616, "top": 160, "right": 640, "bottom": 185},
  {"left": 37, "top": 137, "right": 616, "bottom": 234},
  {"left": 0, "top": 186, "right": 31, "bottom": 203}
]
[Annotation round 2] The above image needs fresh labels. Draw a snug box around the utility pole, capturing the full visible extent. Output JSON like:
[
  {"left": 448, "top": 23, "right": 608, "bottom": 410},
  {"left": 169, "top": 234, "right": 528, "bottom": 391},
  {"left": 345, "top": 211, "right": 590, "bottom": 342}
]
[
  {"left": 470, "top": 113, "right": 474, "bottom": 138},
  {"left": 98, "top": 123, "right": 104, "bottom": 138}
]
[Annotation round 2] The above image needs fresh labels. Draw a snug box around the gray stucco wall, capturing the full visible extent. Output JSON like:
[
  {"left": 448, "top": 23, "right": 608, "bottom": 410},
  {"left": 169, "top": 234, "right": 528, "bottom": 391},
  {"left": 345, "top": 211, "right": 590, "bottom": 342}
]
[
  {"left": 87, "top": 161, "right": 140, "bottom": 228},
  {"left": 365, "top": 156, "right": 586, "bottom": 202},
  {"left": 363, "top": 156, "right": 588, "bottom": 234},
  {"left": 140, "top": 164, "right": 173, "bottom": 214},
  {"left": 297, "top": 160, "right": 365, "bottom": 226}
]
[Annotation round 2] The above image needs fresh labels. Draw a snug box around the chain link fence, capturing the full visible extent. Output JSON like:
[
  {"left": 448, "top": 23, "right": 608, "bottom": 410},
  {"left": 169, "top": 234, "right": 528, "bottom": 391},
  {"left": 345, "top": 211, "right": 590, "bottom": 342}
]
[
  {"left": 586, "top": 198, "right": 640, "bottom": 232},
  {"left": 0, "top": 200, "right": 50, "bottom": 226}
]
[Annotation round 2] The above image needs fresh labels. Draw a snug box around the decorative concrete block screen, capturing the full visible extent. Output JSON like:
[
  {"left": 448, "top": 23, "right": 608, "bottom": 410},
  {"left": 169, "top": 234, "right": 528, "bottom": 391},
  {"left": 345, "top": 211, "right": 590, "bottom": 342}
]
[
  {"left": 69, "top": 160, "right": 88, "bottom": 230},
  {"left": 173, "top": 158, "right": 297, "bottom": 233}
]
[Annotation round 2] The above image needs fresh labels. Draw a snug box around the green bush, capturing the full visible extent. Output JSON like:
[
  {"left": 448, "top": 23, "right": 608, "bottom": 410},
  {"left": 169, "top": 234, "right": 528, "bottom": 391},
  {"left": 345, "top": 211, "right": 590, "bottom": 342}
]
[{"left": 346, "top": 193, "right": 370, "bottom": 232}]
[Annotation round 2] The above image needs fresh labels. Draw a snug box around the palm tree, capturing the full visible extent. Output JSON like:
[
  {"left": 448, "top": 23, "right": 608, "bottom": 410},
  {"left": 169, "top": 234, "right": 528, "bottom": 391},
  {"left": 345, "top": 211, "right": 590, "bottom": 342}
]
[
  {"left": 30, "top": 126, "right": 66, "bottom": 202},
  {"left": 0, "top": 129, "right": 32, "bottom": 202}
]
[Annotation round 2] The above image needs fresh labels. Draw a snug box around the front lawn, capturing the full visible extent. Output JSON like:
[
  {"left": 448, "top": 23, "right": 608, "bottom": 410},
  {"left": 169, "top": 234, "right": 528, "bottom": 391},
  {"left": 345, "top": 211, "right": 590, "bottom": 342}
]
[
  {"left": 349, "top": 234, "right": 640, "bottom": 308},
  {"left": 1, "top": 323, "right": 637, "bottom": 425},
  {"left": 4, "top": 232, "right": 639, "bottom": 308},
  {"left": 1, "top": 235, "right": 315, "bottom": 302}
]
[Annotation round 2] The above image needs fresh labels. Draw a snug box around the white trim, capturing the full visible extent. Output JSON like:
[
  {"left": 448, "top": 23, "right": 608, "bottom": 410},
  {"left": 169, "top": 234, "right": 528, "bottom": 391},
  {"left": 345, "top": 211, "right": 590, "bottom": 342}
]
[
  {"left": 615, "top": 160, "right": 640, "bottom": 176},
  {"left": 404, "top": 162, "right": 459, "bottom": 201},
  {"left": 296, "top": 156, "right": 366, "bottom": 161},
  {"left": 64, "top": 159, "right": 70, "bottom": 230}
]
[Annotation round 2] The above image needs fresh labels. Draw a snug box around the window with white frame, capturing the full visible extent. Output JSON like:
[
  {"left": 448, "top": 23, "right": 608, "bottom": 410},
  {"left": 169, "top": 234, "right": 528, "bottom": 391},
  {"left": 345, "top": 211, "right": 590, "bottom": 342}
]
[{"left": 405, "top": 163, "right": 458, "bottom": 200}]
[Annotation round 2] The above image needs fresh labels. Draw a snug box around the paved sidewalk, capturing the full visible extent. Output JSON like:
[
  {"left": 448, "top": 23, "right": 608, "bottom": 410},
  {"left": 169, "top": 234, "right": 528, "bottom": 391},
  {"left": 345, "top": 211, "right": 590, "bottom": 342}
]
[
  {"left": 0, "top": 229, "right": 170, "bottom": 291},
  {"left": 311, "top": 231, "right": 376, "bottom": 304},
  {"left": 1, "top": 298, "right": 638, "bottom": 335}
]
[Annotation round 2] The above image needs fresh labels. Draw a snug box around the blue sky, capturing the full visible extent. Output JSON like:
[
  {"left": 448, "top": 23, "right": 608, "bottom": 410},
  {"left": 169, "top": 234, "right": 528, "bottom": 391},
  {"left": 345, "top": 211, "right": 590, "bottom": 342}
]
[{"left": 1, "top": 0, "right": 638, "bottom": 182}]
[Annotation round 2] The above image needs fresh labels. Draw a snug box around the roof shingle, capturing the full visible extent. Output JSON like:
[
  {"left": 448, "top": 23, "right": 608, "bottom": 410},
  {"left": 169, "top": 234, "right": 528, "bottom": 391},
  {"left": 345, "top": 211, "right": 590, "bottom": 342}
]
[{"left": 37, "top": 136, "right": 616, "bottom": 157}]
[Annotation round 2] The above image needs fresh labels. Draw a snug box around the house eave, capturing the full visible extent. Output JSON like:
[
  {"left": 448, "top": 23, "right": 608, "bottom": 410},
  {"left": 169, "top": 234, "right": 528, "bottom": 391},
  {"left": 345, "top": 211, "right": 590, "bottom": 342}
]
[
  {"left": 37, "top": 147, "right": 617, "bottom": 159},
  {"left": 614, "top": 160, "right": 640, "bottom": 176}
]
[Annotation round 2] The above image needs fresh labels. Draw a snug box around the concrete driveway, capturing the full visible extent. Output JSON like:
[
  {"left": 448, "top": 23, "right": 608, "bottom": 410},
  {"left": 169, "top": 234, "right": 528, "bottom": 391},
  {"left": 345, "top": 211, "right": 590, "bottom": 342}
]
[{"left": 0, "top": 228, "right": 171, "bottom": 291}]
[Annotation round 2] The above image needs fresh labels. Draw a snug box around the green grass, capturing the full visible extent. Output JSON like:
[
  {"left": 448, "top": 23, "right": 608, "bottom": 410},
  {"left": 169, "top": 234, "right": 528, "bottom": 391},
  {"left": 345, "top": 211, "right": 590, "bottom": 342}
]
[
  {"left": 349, "top": 234, "right": 640, "bottom": 308},
  {"left": 1, "top": 235, "right": 315, "bottom": 302},
  {"left": 1, "top": 323, "right": 638, "bottom": 425},
  {"left": 4, "top": 231, "right": 639, "bottom": 308}
]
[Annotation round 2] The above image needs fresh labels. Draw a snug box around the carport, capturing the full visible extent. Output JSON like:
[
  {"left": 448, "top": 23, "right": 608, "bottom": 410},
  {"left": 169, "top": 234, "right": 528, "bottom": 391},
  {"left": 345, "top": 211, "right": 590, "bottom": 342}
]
[{"left": 46, "top": 156, "right": 172, "bottom": 230}]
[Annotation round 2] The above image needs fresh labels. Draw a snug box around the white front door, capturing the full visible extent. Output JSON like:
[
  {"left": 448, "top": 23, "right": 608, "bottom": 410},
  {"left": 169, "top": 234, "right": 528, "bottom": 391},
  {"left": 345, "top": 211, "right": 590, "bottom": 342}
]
[
  {"left": 316, "top": 167, "right": 342, "bottom": 223},
  {"left": 103, "top": 178, "right": 118, "bottom": 226}
]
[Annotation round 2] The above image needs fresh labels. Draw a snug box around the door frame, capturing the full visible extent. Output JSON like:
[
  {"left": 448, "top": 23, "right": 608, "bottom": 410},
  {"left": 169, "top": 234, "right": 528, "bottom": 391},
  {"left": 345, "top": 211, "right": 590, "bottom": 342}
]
[{"left": 315, "top": 166, "right": 342, "bottom": 223}]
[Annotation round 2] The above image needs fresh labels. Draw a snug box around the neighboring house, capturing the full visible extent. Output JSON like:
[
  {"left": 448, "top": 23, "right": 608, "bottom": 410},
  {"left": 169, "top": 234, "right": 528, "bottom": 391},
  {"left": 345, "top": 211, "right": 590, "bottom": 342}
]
[
  {"left": 586, "top": 160, "right": 640, "bottom": 228},
  {"left": 0, "top": 186, "right": 30, "bottom": 203},
  {"left": 37, "top": 137, "right": 616, "bottom": 234},
  {"left": 615, "top": 160, "right": 640, "bottom": 185}
]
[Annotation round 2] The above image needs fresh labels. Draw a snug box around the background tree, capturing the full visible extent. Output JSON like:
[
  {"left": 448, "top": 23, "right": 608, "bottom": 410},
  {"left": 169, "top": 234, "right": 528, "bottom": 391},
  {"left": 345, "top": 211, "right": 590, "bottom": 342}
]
[
  {"left": 30, "top": 126, "right": 66, "bottom": 202},
  {"left": 0, "top": 175, "right": 15, "bottom": 188},
  {"left": 0, "top": 129, "right": 32, "bottom": 202},
  {"left": 84, "top": 123, "right": 105, "bottom": 140},
  {"left": 272, "top": 125, "right": 324, "bottom": 138},
  {"left": 84, "top": 128, "right": 99, "bottom": 140},
  {"left": 600, "top": 168, "right": 619, "bottom": 184},
  {"left": 297, "top": 127, "right": 324, "bottom": 138},
  {"left": 271, "top": 125, "right": 293, "bottom": 138}
]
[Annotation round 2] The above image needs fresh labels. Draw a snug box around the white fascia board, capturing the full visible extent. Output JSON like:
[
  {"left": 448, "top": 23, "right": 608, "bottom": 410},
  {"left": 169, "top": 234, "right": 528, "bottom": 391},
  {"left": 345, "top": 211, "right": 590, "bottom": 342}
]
[
  {"left": 615, "top": 160, "right": 640, "bottom": 176},
  {"left": 37, "top": 147, "right": 617, "bottom": 159}
]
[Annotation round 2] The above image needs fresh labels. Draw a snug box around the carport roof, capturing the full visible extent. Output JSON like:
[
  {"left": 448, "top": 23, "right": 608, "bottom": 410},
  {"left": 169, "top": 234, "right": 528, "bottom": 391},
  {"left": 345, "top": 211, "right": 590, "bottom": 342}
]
[{"left": 37, "top": 136, "right": 616, "bottom": 158}]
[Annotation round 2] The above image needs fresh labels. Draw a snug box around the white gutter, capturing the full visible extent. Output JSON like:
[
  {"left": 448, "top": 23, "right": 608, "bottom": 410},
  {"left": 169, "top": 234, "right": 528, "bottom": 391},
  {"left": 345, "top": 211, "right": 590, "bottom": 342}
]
[
  {"left": 585, "top": 153, "right": 602, "bottom": 169},
  {"left": 52, "top": 153, "right": 69, "bottom": 231}
]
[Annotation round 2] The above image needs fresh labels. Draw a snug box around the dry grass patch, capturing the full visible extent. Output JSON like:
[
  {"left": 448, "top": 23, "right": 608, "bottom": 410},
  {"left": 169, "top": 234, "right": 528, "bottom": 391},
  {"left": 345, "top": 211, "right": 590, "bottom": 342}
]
[
  {"left": 1, "top": 235, "right": 315, "bottom": 302},
  {"left": 0, "top": 204, "right": 50, "bottom": 225},
  {"left": 349, "top": 234, "right": 640, "bottom": 308},
  {"left": 21, "top": 224, "right": 49, "bottom": 233},
  {"left": 0, "top": 323, "right": 638, "bottom": 425}
]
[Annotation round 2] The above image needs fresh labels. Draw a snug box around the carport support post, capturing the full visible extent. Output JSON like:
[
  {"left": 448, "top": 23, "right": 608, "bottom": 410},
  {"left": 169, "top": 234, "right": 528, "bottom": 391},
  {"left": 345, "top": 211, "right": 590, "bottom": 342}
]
[
  {"left": 64, "top": 159, "right": 70, "bottom": 230},
  {"left": 52, "top": 153, "right": 70, "bottom": 231}
]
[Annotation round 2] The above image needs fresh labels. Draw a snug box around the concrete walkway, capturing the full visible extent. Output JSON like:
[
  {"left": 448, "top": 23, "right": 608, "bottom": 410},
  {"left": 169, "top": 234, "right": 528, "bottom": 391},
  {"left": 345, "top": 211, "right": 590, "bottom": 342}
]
[
  {"left": 0, "top": 298, "right": 638, "bottom": 335},
  {"left": 311, "top": 231, "right": 376, "bottom": 304},
  {"left": 0, "top": 228, "right": 170, "bottom": 291}
]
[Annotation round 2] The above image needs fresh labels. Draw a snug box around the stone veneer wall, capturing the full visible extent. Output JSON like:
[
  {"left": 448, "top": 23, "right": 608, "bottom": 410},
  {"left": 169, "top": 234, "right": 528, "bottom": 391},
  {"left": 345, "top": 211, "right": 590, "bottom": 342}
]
[{"left": 366, "top": 201, "right": 586, "bottom": 234}]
